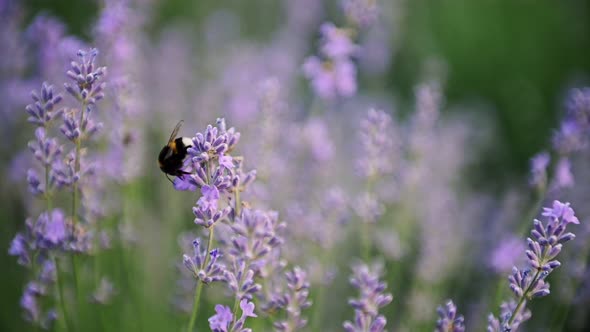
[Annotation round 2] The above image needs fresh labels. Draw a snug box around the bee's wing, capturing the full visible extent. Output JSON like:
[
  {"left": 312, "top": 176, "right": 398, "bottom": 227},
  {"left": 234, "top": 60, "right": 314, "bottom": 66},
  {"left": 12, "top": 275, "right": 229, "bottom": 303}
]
[{"left": 168, "top": 120, "right": 184, "bottom": 144}]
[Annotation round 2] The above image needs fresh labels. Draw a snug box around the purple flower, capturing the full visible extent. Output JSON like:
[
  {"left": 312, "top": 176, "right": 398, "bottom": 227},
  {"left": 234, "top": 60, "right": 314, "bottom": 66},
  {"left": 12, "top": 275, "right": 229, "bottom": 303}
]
[
  {"left": 224, "top": 261, "right": 261, "bottom": 301},
  {"left": 183, "top": 239, "right": 225, "bottom": 284},
  {"left": 487, "top": 300, "right": 531, "bottom": 332},
  {"left": 353, "top": 192, "right": 384, "bottom": 224},
  {"left": 193, "top": 200, "right": 231, "bottom": 228},
  {"left": 273, "top": 267, "right": 312, "bottom": 331},
  {"left": 20, "top": 283, "right": 41, "bottom": 323},
  {"left": 541, "top": 200, "right": 579, "bottom": 224},
  {"left": 197, "top": 185, "right": 220, "bottom": 210},
  {"left": 60, "top": 110, "right": 81, "bottom": 141},
  {"left": 319, "top": 22, "right": 359, "bottom": 59},
  {"left": 342, "top": 0, "right": 379, "bottom": 28},
  {"left": 229, "top": 209, "right": 285, "bottom": 271},
  {"left": 18, "top": 280, "right": 58, "bottom": 329},
  {"left": 25, "top": 82, "right": 63, "bottom": 126},
  {"left": 209, "top": 304, "right": 233, "bottom": 332},
  {"left": 347, "top": 262, "right": 393, "bottom": 316},
  {"left": 344, "top": 262, "right": 392, "bottom": 332},
  {"left": 29, "top": 127, "right": 62, "bottom": 166},
  {"left": 9, "top": 233, "right": 30, "bottom": 266},
  {"left": 35, "top": 209, "right": 67, "bottom": 249},
  {"left": 566, "top": 87, "right": 590, "bottom": 126},
  {"left": 64, "top": 48, "right": 106, "bottom": 104},
  {"left": 60, "top": 107, "right": 102, "bottom": 142},
  {"left": 231, "top": 299, "right": 258, "bottom": 332},
  {"left": 188, "top": 119, "right": 241, "bottom": 164},
  {"left": 529, "top": 151, "right": 549, "bottom": 189},
  {"left": 552, "top": 118, "right": 586, "bottom": 154},
  {"left": 491, "top": 201, "right": 580, "bottom": 331},
  {"left": 553, "top": 157, "right": 574, "bottom": 189},
  {"left": 435, "top": 300, "right": 465, "bottom": 332},
  {"left": 303, "top": 118, "right": 335, "bottom": 162},
  {"left": 26, "top": 169, "right": 47, "bottom": 196},
  {"left": 344, "top": 310, "right": 386, "bottom": 332},
  {"left": 39, "top": 259, "right": 56, "bottom": 284},
  {"left": 219, "top": 154, "right": 234, "bottom": 169},
  {"left": 302, "top": 56, "right": 357, "bottom": 100},
  {"left": 239, "top": 299, "right": 257, "bottom": 318},
  {"left": 53, "top": 151, "right": 79, "bottom": 188},
  {"left": 173, "top": 175, "right": 198, "bottom": 191},
  {"left": 489, "top": 236, "right": 525, "bottom": 274},
  {"left": 356, "top": 108, "right": 397, "bottom": 178}
]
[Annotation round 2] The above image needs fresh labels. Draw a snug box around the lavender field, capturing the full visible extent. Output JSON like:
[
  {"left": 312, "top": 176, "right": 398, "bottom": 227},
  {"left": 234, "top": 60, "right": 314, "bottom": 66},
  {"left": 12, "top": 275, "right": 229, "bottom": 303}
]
[{"left": 2, "top": 0, "right": 590, "bottom": 331}]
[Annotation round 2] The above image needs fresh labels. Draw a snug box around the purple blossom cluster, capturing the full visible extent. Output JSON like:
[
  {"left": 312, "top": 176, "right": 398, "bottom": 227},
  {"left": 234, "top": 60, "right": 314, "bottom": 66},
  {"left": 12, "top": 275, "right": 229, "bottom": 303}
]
[
  {"left": 489, "top": 200, "right": 580, "bottom": 331},
  {"left": 8, "top": 45, "right": 108, "bottom": 329},
  {"left": 208, "top": 299, "right": 257, "bottom": 332},
  {"left": 356, "top": 108, "right": 397, "bottom": 179},
  {"left": 177, "top": 119, "right": 311, "bottom": 331},
  {"left": 343, "top": 262, "right": 392, "bottom": 332},
  {"left": 553, "top": 88, "right": 590, "bottom": 154},
  {"left": 533, "top": 87, "right": 590, "bottom": 191},
  {"left": 435, "top": 300, "right": 465, "bottom": 332},
  {"left": 302, "top": 0, "right": 381, "bottom": 100},
  {"left": 342, "top": 0, "right": 379, "bottom": 27},
  {"left": 271, "top": 267, "right": 313, "bottom": 331}
]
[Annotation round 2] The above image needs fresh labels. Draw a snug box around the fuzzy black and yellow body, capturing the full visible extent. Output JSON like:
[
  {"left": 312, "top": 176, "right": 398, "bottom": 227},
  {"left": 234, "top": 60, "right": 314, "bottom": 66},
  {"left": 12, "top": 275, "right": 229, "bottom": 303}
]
[{"left": 158, "top": 120, "right": 194, "bottom": 182}]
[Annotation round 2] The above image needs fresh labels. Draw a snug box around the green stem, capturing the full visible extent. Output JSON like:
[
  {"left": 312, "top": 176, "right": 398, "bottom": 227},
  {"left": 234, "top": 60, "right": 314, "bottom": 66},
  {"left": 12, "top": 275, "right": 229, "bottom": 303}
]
[
  {"left": 361, "top": 176, "right": 377, "bottom": 261},
  {"left": 311, "top": 278, "right": 327, "bottom": 331},
  {"left": 70, "top": 104, "right": 86, "bottom": 310},
  {"left": 361, "top": 222, "right": 370, "bottom": 261},
  {"left": 230, "top": 256, "right": 252, "bottom": 327},
  {"left": 45, "top": 164, "right": 52, "bottom": 211},
  {"left": 234, "top": 188, "right": 241, "bottom": 217},
  {"left": 507, "top": 269, "right": 541, "bottom": 326},
  {"left": 491, "top": 191, "right": 546, "bottom": 311},
  {"left": 187, "top": 280, "right": 204, "bottom": 332},
  {"left": 71, "top": 255, "right": 82, "bottom": 310},
  {"left": 187, "top": 226, "right": 215, "bottom": 332},
  {"left": 55, "top": 257, "right": 74, "bottom": 332},
  {"left": 231, "top": 297, "right": 240, "bottom": 325}
]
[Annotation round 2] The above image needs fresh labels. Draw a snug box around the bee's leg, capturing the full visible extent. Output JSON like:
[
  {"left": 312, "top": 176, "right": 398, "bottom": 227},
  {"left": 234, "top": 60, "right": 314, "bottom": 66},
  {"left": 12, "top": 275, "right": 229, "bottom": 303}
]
[{"left": 165, "top": 174, "right": 175, "bottom": 184}]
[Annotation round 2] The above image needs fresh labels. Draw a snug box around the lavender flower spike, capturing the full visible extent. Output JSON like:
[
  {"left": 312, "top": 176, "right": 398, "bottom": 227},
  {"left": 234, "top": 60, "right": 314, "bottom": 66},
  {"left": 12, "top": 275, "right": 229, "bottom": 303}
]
[
  {"left": 529, "top": 151, "right": 549, "bottom": 190},
  {"left": 344, "top": 262, "right": 392, "bottom": 332},
  {"left": 489, "top": 200, "right": 580, "bottom": 331},
  {"left": 342, "top": 0, "right": 379, "bottom": 28},
  {"left": 435, "top": 300, "right": 465, "bottom": 332},
  {"left": 302, "top": 56, "right": 357, "bottom": 100},
  {"left": 274, "top": 267, "right": 312, "bottom": 331},
  {"left": 231, "top": 299, "right": 258, "bottom": 332},
  {"left": 183, "top": 239, "right": 225, "bottom": 284},
  {"left": 26, "top": 82, "right": 63, "bottom": 126},
  {"left": 64, "top": 48, "right": 106, "bottom": 104},
  {"left": 209, "top": 304, "right": 233, "bottom": 332}
]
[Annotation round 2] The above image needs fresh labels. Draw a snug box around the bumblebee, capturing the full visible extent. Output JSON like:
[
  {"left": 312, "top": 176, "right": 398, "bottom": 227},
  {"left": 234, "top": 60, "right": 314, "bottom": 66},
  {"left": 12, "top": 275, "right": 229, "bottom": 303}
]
[{"left": 158, "top": 120, "right": 194, "bottom": 183}]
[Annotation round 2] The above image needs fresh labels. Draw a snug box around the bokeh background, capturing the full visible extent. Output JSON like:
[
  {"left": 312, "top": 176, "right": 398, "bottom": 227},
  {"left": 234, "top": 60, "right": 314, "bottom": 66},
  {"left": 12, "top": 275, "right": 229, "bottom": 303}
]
[{"left": 2, "top": 0, "right": 590, "bottom": 331}]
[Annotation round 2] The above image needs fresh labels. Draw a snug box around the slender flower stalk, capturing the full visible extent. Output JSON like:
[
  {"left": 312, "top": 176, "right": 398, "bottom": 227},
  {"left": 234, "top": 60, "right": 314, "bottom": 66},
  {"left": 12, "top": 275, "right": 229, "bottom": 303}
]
[
  {"left": 186, "top": 228, "right": 220, "bottom": 332},
  {"left": 354, "top": 108, "right": 396, "bottom": 260},
  {"left": 180, "top": 118, "right": 242, "bottom": 331},
  {"left": 62, "top": 48, "right": 106, "bottom": 228},
  {"left": 10, "top": 80, "right": 67, "bottom": 330}
]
